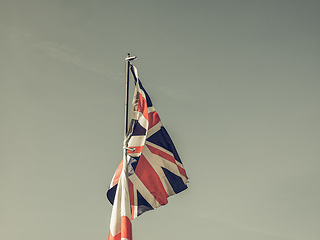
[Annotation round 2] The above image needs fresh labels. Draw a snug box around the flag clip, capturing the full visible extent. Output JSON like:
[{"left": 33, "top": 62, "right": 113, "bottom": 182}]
[{"left": 123, "top": 146, "right": 136, "bottom": 152}]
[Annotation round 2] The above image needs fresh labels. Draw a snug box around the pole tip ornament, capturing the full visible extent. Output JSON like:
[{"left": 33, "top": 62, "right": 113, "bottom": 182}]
[{"left": 125, "top": 54, "right": 137, "bottom": 61}]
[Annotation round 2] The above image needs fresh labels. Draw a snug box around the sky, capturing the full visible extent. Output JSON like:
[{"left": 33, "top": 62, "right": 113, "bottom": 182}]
[{"left": 1, "top": 0, "right": 320, "bottom": 239}]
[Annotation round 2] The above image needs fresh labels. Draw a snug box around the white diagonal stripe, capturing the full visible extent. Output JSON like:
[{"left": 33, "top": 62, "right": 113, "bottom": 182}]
[{"left": 128, "top": 173, "right": 161, "bottom": 209}]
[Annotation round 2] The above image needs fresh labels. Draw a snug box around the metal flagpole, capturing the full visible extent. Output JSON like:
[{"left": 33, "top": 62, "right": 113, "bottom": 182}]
[
  {"left": 124, "top": 53, "right": 130, "bottom": 139},
  {"left": 123, "top": 53, "right": 137, "bottom": 169}
]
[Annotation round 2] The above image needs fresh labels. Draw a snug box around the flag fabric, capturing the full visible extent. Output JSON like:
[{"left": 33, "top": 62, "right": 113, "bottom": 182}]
[
  {"left": 107, "top": 160, "right": 132, "bottom": 240},
  {"left": 107, "top": 63, "right": 188, "bottom": 239}
]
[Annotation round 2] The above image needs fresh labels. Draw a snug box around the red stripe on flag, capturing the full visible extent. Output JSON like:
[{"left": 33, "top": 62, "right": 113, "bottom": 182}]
[
  {"left": 128, "top": 180, "right": 135, "bottom": 220},
  {"left": 148, "top": 111, "right": 160, "bottom": 129},
  {"left": 121, "top": 216, "right": 132, "bottom": 240},
  {"left": 107, "top": 217, "right": 132, "bottom": 240},
  {"left": 146, "top": 144, "right": 188, "bottom": 179},
  {"left": 146, "top": 144, "right": 176, "bottom": 164},
  {"left": 136, "top": 92, "right": 148, "bottom": 120},
  {"left": 135, "top": 154, "right": 169, "bottom": 205},
  {"left": 112, "top": 159, "right": 124, "bottom": 187},
  {"left": 178, "top": 165, "right": 188, "bottom": 179},
  {"left": 108, "top": 230, "right": 120, "bottom": 240}
]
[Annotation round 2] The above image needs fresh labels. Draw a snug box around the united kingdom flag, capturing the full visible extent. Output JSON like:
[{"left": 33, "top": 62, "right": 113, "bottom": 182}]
[{"left": 107, "top": 63, "right": 188, "bottom": 240}]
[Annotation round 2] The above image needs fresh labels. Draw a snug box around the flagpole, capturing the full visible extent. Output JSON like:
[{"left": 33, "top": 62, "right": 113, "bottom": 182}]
[
  {"left": 124, "top": 53, "right": 130, "bottom": 139},
  {"left": 124, "top": 53, "right": 137, "bottom": 168}
]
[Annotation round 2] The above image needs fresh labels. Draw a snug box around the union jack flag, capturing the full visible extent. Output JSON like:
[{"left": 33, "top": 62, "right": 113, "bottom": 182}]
[{"left": 107, "top": 63, "right": 188, "bottom": 240}]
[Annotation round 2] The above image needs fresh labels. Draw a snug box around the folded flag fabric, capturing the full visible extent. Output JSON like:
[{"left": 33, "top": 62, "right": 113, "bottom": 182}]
[
  {"left": 107, "top": 62, "right": 188, "bottom": 240},
  {"left": 107, "top": 163, "right": 132, "bottom": 240}
]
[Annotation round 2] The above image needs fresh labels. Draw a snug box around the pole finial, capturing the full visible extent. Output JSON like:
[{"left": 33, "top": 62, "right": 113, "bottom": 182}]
[{"left": 125, "top": 53, "right": 137, "bottom": 61}]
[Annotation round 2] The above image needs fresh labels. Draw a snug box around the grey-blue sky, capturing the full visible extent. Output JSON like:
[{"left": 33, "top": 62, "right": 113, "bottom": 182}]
[{"left": 1, "top": 1, "right": 319, "bottom": 240}]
